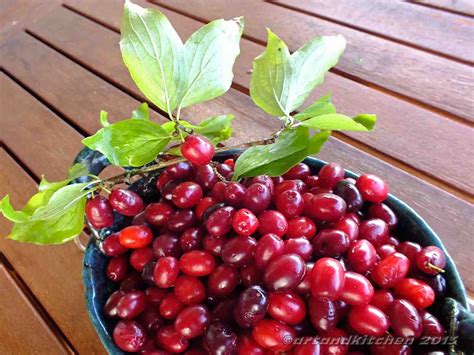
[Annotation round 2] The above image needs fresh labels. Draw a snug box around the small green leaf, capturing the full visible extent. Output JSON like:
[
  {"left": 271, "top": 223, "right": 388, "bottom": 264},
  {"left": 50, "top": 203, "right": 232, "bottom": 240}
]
[
  {"left": 0, "top": 196, "right": 29, "bottom": 223},
  {"left": 233, "top": 126, "right": 309, "bottom": 179},
  {"left": 353, "top": 114, "right": 377, "bottom": 131},
  {"left": 82, "top": 119, "right": 172, "bottom": 167},
  {"left": 100, "top": 110, "right": 110, "bottom": 127},
  {"left": 295, "top": 94, "right": 336, "bottom": 121},
  {"left": 132, "top": 103, "right": 150, "bottom": 120},
  {"left": 39, "top": 163, "right": 89, "bottom": 192},
  {"left": 300, "top": 113, "right": 376, "bottom": 131},
  {"left": 195, "top": 114, "right": 234, "bottom": 144},
  {"left": 250, "top": 29, "right": 345, "bottom": 117}
]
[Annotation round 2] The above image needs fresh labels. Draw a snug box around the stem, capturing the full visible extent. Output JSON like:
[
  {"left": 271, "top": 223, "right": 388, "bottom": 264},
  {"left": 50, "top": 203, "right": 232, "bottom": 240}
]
[{"left": 427, "top": 262, "right": 445, "bottom": 273}]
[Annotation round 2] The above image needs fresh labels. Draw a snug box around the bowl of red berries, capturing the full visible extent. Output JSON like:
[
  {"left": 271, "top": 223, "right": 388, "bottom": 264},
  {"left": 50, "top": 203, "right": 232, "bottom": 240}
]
[{"left": 81, "top": 147, "right": 471, "bottom": 354}]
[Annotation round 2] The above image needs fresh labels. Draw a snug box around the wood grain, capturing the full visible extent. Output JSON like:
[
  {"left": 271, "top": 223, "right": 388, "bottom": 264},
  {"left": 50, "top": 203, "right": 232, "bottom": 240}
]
[
  {"left": 151, "top": 0, "right": 474, "bottom": 121},
  {"left": 272, "top": 0, "right": 474, "bottom": 63},
  {"left": 52, "top": 4, "right": 474, "bottom": 195},
  {"left": 0, "top": 261, "right": 72, "bottom": 354},
  {"left": 0, "top": 83, "right": 105, "bottom": 354},
  {"left": 14, "top": 2, "right": 474, "bottom": 291},
  {"left": 408, "top": 0, "right": 474, "bottom": 17}
]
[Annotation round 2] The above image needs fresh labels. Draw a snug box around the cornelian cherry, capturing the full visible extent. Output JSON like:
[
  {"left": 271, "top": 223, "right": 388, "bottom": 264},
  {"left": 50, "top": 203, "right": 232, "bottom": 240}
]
[{"left": 181, "top": 135, "right": 214, "bottom": 166}]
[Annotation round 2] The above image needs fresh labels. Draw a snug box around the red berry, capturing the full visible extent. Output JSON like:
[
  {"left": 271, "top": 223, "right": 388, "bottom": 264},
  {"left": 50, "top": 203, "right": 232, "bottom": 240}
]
[
  {"left": 153, "top": 256, "right": 179, "bottom": 288},
  {"left": 420, "top": 310, "right": 445, "bottom": 337},
  {"left": 370, "top": 290, "right": 395, "bottom": 313},
  {"left": 312, "top": 229, "right": 350, "bottom": 257},
  {"left": 348, "top": 304, "right": 389, "bottom": 336},
  {"left": 284, "top": 237, "right": 313, "bottom": 261},
  {"left": 356, "top": 174, "right": 389, "bottom": 203},
  {"left": 234, "top": 285, "right": 269, "bottom": 327},
  {"left": 268, "top": 291, "right": 306, "bottom": 325},
  {"left": 283, "top": 163, "right": 311, "bottom": 180},
  {"left": 347, "top": 239, "right": 377, "bottom": 274},
  {"left": 308, "top": 297, "right": 338, "bottom": 332},
  {"left": 174, "top": 275, "right": 206, "bottom": 305},
  {"left": 152, "top": 233, "right": 181, "bottom": 258},
  {"left": 310, "top": 258, "right": 344, "bottom": 301},
  {"left": 85, "top": 196, "right": 114, "bottom": 228},
  {"left": 232, "top": 208, "right": 259, "bottom": 236},
  {"left": 175, "top": 305, "right": 211, "bottom": 339},
  {"left": 255, "top": 233, "right": 285, "bottom": 269},
  {"left": 144, "top": 202, "right": 174, "bottom": 226},
  {"left": 393, "top": 278, "right": 435, "bottom": 309},
  {"left": 257, "top": 210, "right": 288, "bottom": 238},
  {"left": 318, "top": 162, "right": 344, "bottom": 188},
  {"left": 221, "top": 236, "right": 257, "bottom": 268},
  {"left": 205, "top": 206, "right": 235, "bottom": 237},
  {"left": 172, "top": 182, "right": 203, "bottom": 208},
  {"left": 368, "top": 203, "right": 398, "bottom": 230},
  {"left": 194, "top": 165, "right": 218, "bottom": 190},
  {"left": 276, "top": 189, "right": 304, "bottom": 219},
  {"left": 377, "top": 244, "right": 397, "bottom": 259},
  {"left": 179, "top": 250, "right": 216, "bottom": 276},
  {"left": 305, "top": 193, "right": 346, "bottom": 222},
  {"left": 340, "top": 272, "right": 374, "bottom": 306},
  {"left": 117, "top": 290, "right": 147, "bottom": 319},
  {"left": 179, "top": 227, "right": 204, "bottom": 251},
  {"left": 333, "top": 180, "right": 363, "bottom": 212},
  {"left": 416, "top": 246, "right": 446, "bottom": 275},
  {"left": 156, "top": 324, "right": 189, "bottom": 353},
  {"left": 159, "top": 293, "right": 185, "bottom": 320},
  {"left": 109, "top": 188, "right": 144, "bottom": 216},
  {"left": 207, "top": 264, "right": 240, "bottom": 297},
  {"left": 181, "top": 135, "right": 214, "bottom": 166},
  {"left": 103, "top": 233, "right": 128, "bottom": 257},
  {"left": 371, "top": 252, "right": 410, "bottom": 288},
  {"left": 275, "top": 180, "right": 307, "bottom": 195},
  {"left": 224, "top": 182, "right": 246, "bottom": 208},
  {"left": 243, "top": 183, "right": 272, "bottom": 214},
  {"left": 286, "top": 216, "right": 316, "bottom": 240},
  {"left": 165, "top": 161, "right": 193, "bottom": 180},
  {"left": 130, "top": 247, "right": 154, "bottom": 272},
  {"left": 113, "top": 320, "right": 148, "bottom": 352},
  {"left": 104, "top": 290, "right": 125, "bottom": 318},
  {"left": 388, "top": 299, "right": 423, "bottom": 338},
  {"left": 359, "top": 218, "right": 389, "bottom": 246},
  {"left": 264, "top": 254, "right": 306, "bottom": 292},
  {"left": 195, "top": 197, "right": 217, "bottom": 220},
  {"left": 119, "top": 225, "right": 153, "bottom": 249},
  {"left": 332, "top": 215, "right": 359, "bottom": 242},
  {"left": 252, "top": 319, "right": 295, "bottom": 351},
  {"left": 106, "top": 255, "right": 129, "bottom": 282}
]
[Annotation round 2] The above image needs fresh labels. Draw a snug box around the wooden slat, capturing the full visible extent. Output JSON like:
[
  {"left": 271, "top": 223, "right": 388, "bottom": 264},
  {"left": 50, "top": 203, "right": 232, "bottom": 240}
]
[
  {"left": 51, "top": 4, "right": 474, "bottom": 196},
  {"left": 0, "top": 86, "right": 105, "bottom": 353},
  {"left": 272, "top": 0, "right": 474, "bottom": 63},
  {"left": 409, "top": 0, "right": 474, "bottom": 17},
  {"left": 10, "top": 2, "right": 474, "bottom": 292},
  {"left": 150, "top": 0, "right": 474, "bottom": 122},
  {"left": 0, "top": 261, "right": 72, "bottom": 354}
]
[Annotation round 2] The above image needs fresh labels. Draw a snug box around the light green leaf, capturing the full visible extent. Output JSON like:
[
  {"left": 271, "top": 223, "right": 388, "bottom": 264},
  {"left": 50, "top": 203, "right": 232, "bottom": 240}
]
[
  {"left": 30, "top": 183, "right": 92, "bottom": 221},
  {"left": 7, "top": 197, "right": 86, "bottom": 245},
  {"left": 0, "top": 196, "right": 29, "bottom": 223},
  {"left": 82, "top": 119, "right": 172, "bottom": 167},
  {"left": 100, "top": 110, "right": 110, "bottom": 127},
  {"left": 195, "top": 114, "right": 234, "bottom": 144},
  {"left": 353, "top": 114, "right": 377, "bottom": 131},
  {"left": 178, "top": 17, "right": 244, "bottom": 110},
  {"left": 132, "top": 102, "right": 150, "bottom": 120},
  {"left": 250, "top": 29, "right": 345, "bottom": 116},
  {"left": 295, "top": 94, "right": 336, "bottom": 121},
  {"left": 120, "top": 1, "right": 184, "bottom": 114},
  {"left": 39, "top": 163, "right": 89, "bottom": 192},
  {"left": 300, "top": 113, "right": 376, "bottom": 131},
  {"left": 233, "top": 126, "right": 309, "bottom": 179}
]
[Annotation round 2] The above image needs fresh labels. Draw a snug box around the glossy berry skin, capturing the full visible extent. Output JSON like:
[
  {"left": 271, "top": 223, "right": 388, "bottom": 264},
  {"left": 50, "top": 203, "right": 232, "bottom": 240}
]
[
  {"left": 293, "top": 339, "right": 321, "bottom": 355},
  {"left": 210, "top": 181, "right": 227, "bottom": 202},
  {"left": 243, "top": 183, "right": 272, "bottom": 214},
  {"left": 276, "top": 189, "right": 304, "bottom": 219},
  {"left": 104, "top": 290, "right": 125, "bottom": 318},
  {"left": 416, "top": 273, "right": 447, "bottom": 299},
  {"left": 106, "top": 255, "right": 129, "bottom": 282},
  {"left": 420, "top": 310, "right": 445, "bottom": 337},
  {"left": 172, "top": 182, "right": 203, "bottom": 208},
  {"left": 340, "top": 272, "right": 374, "bottom": 306},
  {"left": 393, "top": 278, "right": 435, "bottom": 309},
  {"left": 295, "top": 263, "right": 313, "bottom": 294},
  {"left": 255, "top": 233, "right": 285, "bottom": 269},
  {"left": 371, "top": 252, "right": 410, "bottom": 289},
  {"left": 138, "top": 306, "right": 163, "bottom": 333},
  {"left": 355, "top": 174, "right": 389, "bottom": 203},
  {"left": 257, "top": 210, "right": 288, "bottom": 238},
  {"left": 103, "top": 233, "right": 128, "bottom": 257},
  {"left": 194, "top": 165, "right": 218, "bottom": 190},
  {"left": 310, "top": 258, "right": 345, "bottom": 301},
  {"left": 141, "top": 261, "right": 156, "bottom": 286},
  {"left": 195, "top": 197, "right": 217, "bottom": 220},
  {"left": 237, "top": 333, "right": 265, "bottom": 354},
  {"left": 359, "top": 218, "right": 389, "bottom": 246},
  {"left": 203, "top": 321, "right": 237, "bottom": 354},
  {"left": 370, "top": 290, "right": 395, "bottom": 313},
  {"left": 216, "top": 163, "right": 233, "bottom": 180},
  {"left": 119, "top": 225, "right": 153, "bottom": 249},
  {"left": 240, "top": 264, "right": 263, "bottom": 287},
  {"left": 145, "top": 287, "right": 167, "bottom": 304},
  {"left": 109, "top": 188, "right": 145, "bottom": 216},
  {"left": 416, "top": 246, "right": 446, "bottom": 275},
  {"left": 174, "top": 275, "right": 206, "bottom": 305},
  {"left": 286, "top": 216, "right": 316, "bottom": 240},
  {"left": 348, "top": 304, "right": 389, "bottom": 336},
  {"left": 377, "top": 244, "right": 397, "bottom": 259},
  {"left": 85, "top": 196, "right": 114, "bottom": 228},
  {"left": 181, "top": 134, "right": 214, "bottom": 166},
  {"left": 152, "top": 234, "right": 181, "bottom": 258},
  {"left": 397, "top": 241, "right": 422, "bottom": 273},
  {"left": 283, "top": 163, "right": 311, "bottom": 180},
  {"left": 224, "top": 182, "right": 246, "bottom": 208},
  {"left": 308, "top": 297, "right": 338, "bottom": 332},
  {"left": 368, "top": 203, "right": 398, "bottom": 231},
  {"left": 202, "top": 234, "right": 226, "bottom": 257},
  {"left": 144, "top": 202, "right": 174, "bottom": 227},
  {"left": 179, "top": 227, "right": 204, "bottom": 251},
  {"left": 268, "top": 291, "right": 306, "bottom": 325},
  {"left": 347, "top": 239, "right": 377, "bottom": 274},
  {"left": 234, "top": 285, "right": 269, "bottom": 327},
  {"left": 221, "top": 235, "right": 257, "bottom": 268},
  {"left": 119, "top": 272, "right": 143, "bottom": 293},
  {"left": 333, "top": 180, "right": 363, "bottom": 212},
  {"left": 175, "top": 305, "right": 211, "bottom": 339},
  {"left": 332, "top": 216, "right": 359, "bottom": 242},
  {"left": 166, "top": 161, "right": 193, "bottom": 180},
  {"left": 113, "top": 320, "right": 148, "bottom": 352},
  {"left": 264, "top": 254, "right": 306, "bottom": 292},
  {"left": 156, "top": 324, "right": 189, "bottom": 353},
  {"left": 319, "top": 328, "right": 349, "bottom": 355},
  {"left": 318, "top": 163, "right": 345, "bottom": 188},
  {"left": 117, "top": 290, "right": 147, "bottom": 319},
  {"left": 207, "top": 264, "right": 240, "bottom": 297},
  {"left": 153, "top": 256, "right": 179, "bottom": 288},
  {"left": 306, "top": 193, "right": 347, "bottom": 222},
  {"left": 159, "top": 293, "right": 185, "bottom": 320},
  {"left": 275, "top": 179, "right": 307, "bottom": 196},
  {"left": 232, "top": 208, "right": 259, "bottom": 236},
  {"left": 179, "top": 250, "right": 216, "bottom": 276},
  {"left": 284, "top": 237, "right": 313, "bottom": 261},
  {"left": 252, "top": 319, "right": 295, "bottom": 352},
  {"left": 130, "top": 247, "right": 154, "bottom": 272},
  {"left": 388, "top": 299, "right": 423, "bottom": 338},
  {"left": 205, "top": 206, "right": 235, "bottom": 237},
  {"left": 251, "top": 175, "right": 275, "bottom": 194},
  {"left": 312, "top": 229, "right": 350, "bottom": 257}
]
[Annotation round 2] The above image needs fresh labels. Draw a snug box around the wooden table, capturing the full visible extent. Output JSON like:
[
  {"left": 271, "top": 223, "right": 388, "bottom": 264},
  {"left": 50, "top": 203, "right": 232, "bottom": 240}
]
[{"left": 0, "top": 0, "right": 473, "bottom": 353}]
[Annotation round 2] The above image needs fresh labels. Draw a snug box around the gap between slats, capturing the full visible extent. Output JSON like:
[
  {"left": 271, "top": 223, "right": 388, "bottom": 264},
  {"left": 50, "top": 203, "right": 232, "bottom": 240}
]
[{"left": 405, "top": 0, "right": 474, "bottom": 18}]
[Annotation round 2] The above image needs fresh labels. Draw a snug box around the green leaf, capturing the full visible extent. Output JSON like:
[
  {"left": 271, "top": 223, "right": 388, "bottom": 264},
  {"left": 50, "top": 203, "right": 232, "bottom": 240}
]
[
  {"left": 300, "top": 113, "right": 377, "bottom": 131},
  {"left": 194, "top": 114, "right": 234, "bottom": 144},
  {"left": 295, "top": 94, "right": 336, "bottom": 121},
  {"left": 82, "top": 119, "right": 172, "bottom": 167},
  {"left": 0, "top": 196, "right": 29, "bottom": 223},
  {"left": 7, "top": 197, "right": 86, "bottom": 245},
  {"left": 250, "top": 29, "right": 345, "bottom": 116},
  {"left": 39, "top": 163, "right": 89, "bottom": 192},
  {"left": 120, "top": 1, "right": 184, "bottom": 114},
  {"left": 132, "top": 102, "right": 150, "bottom": 120},
  {"left": 178, "top": 17, "right": 244, "bottom": 110},
  {"left": 100, "top": 110, "right": 110, "bottom": 127},
  {"left": 233, "top": 126, "right": 309, "bottom": 179}
]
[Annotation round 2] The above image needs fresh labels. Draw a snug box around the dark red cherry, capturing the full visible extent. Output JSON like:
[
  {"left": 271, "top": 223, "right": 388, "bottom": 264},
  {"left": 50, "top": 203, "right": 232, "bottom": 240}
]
[
  {"left": 109, "top": 188, "right": 144, "bottom": 216},
  {"left": 359, "top": 218, "right": 389, "bottom": 246},
  {"left": 251, "top": 175, "right": 275, "bottom": 194},
  {"left": 332, "top": 215, "right": 359, "bottom": 242},
  {"left": 264, "top": 254, "right": 306, "bottom": 292},
  {"left": 106, "top": 255, "right": 129, "bottom": 282},
  {"left": 312, "top": 229, "right": 350, "bottom": 257},
  {"left": 179, "top": 250, "right": 216, "bottom": 276},
  {"left": 172, "top": 182, "right": 203, "bottom": 208},
  {"left": 153, "top": 256, "right": 179, "bottom": 288},
  {"left": 333, "top": 180, "right": 363, "bottom": 212},
  {"left": 310, "top": 257, "right": 344, "bottom": 301},
  {"left": 397, "top": 241, "right": 422, "bottom": 273},
  {"left": 416, "top": 246, "right": 446, "bottom": 275},
  {"left": 240, "top": 264, "right": 263, "bottom": 287},
  {"left": 284, "top": 237, "right": 313, "bottom": 261},
  {"left": 283, "top": 163, "right": 311, "bottom": 180},
  {"left": 371, "top": 252, "right": 410, "bottom": 289},
  {"left": 234, "top": 285, "right": 269, "bottom": 327},
  {"left": 305, "top": 193, "right": 346, "bottom": 222},
  {"left": 167, "top": 209, "right": 196, "bottom": 233},
  {"left": 181, "top": 135, "right": 214, "bottom": 166},
  {"left": 368, "top": 203, "right": 398, "bottom": 230},
  {"left": 175, "top": 305, "right": 211, "bottom": 339},
  {"left": 237, "top": 332, "right": 265, "bottom": 354},
  {"left": 195, "top": 197, "right": 217, "bottom": 220},
  {"left": 232, "top": 208, "right": 259, "bottom": 236},
  {"left": 216, "top": 163, "right": 233, "bottom": 180},
  {"left": 224, "top": 182, "right": 246, "bottom": 208},
  {"left": 113, "top": 320, "right": 148, "bottom": 352},
  {"left": 156, "top": 324, "right": 189, "bottom": 353},
  {"left": 308, "top": 297, "right": 338, "bottom": 332},
  {"left": 370, "top": 290, "right": 395, "bottom": 313},
  {"left": 117, "top": 290, "right": 147, "bottom": 319},
  {"left": 377, "top": 244, "right": 397, "bottom": 259},
  {"left": 203, "top": 234, "right": 226, "bottom": 257},
  {"left": 275, "top": 179, "right": 307, "bottom": 195},
  {"left": 393, "top": 278, "right": 435, "bottom": 309},
  {"left": 207, "top": 264, "right": 240, "bottom": 297},
  {"left": 243, "top": 183, "right": 272, "bottom": 214},
  {"left": 252, "top": 319, "right": 295, "bottom": 352},
  {"left": 257, "top": 210, "right": 288, "bottom": 238},
  {"left": 203, "top": 321, "right": 238, "bottom": 354},
  {"left": 85, "top": 196, "right": 114, "bottom": 228},
  {"left": 356, "top": 174, "right": 389, "bottom": 203},
  {"left": 159, "top": 293, "right": 185, "bottom": 320},
  {"left": 144, "top": 202, "right": 174, "bottom": 227},
  {"left": 221, "top": 235, "right": 257, "bottom": 268},
  {"left": 268, "top": 291, "right": 306, "bottom": 325},
  {"left": 318, "top": 162, "right": 345, "bottom": 188},
  {"left": 420, "top": 310, "right": 445, "bottom": 337},
  {"left": 179, "top": 227, "right": 204, "bottom": 251},
  {"left": 286, "top": 216, "right": 316, "bottom": 240},
  {"left": 276, "top": 189, "right": 304, "bottom": 219},
  {"left": 104, "top": 290, "right": 125, "bottom": 318},
  {"left": 388, "top": 299, "right": 423, "bottom": 338},
  {"left": 103, "top": 233, "right": 128, "bottom": 257},
  {"left": 137, "top": 306, "right": 163, "bottom": 333},
  {"left": 165, "top": 161, "right": 193, "bottom": 180},
  {"left": 174, "top": 275, "right": 206, "bottom": 305},
  {"left": 340, "top": 272, "right": 374, "bottom": 306},
  {"left": 255, "top": 233, "right": 285, "bottom": 269},
  {"left": 210, "top": 181, "right": 227, "bottom": 202},
  {"left": 194, "top": 165, "right": 218, "bottom": 190},
  {"left": 205, "top": 206, "right": 235, "bottom": 237},
  {"left": 152, "top": 233, "right": 181, "bottom": 258},
  {"left": 130, "top": 247, "right": 154, "bottom": 272},
  {"left": 348, "top": 304, "right": 389, "bottom": 336}
]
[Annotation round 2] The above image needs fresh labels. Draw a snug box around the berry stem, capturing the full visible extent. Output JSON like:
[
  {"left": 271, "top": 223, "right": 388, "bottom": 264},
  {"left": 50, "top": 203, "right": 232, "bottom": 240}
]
[{"left": 427, "top": 262, "right": 445, "bottom": 273}]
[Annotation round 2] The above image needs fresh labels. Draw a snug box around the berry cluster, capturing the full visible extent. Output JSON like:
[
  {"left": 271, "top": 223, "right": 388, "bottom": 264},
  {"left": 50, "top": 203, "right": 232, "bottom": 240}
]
[{"left": 86, "top": 140, "right": 448, "bottom": 354}]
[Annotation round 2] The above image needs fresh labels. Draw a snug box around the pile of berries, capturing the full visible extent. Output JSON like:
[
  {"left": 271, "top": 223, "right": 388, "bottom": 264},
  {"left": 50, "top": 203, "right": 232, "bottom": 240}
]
[{"left": 85, "top": 135, "right": 449, "bottom": 354}]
